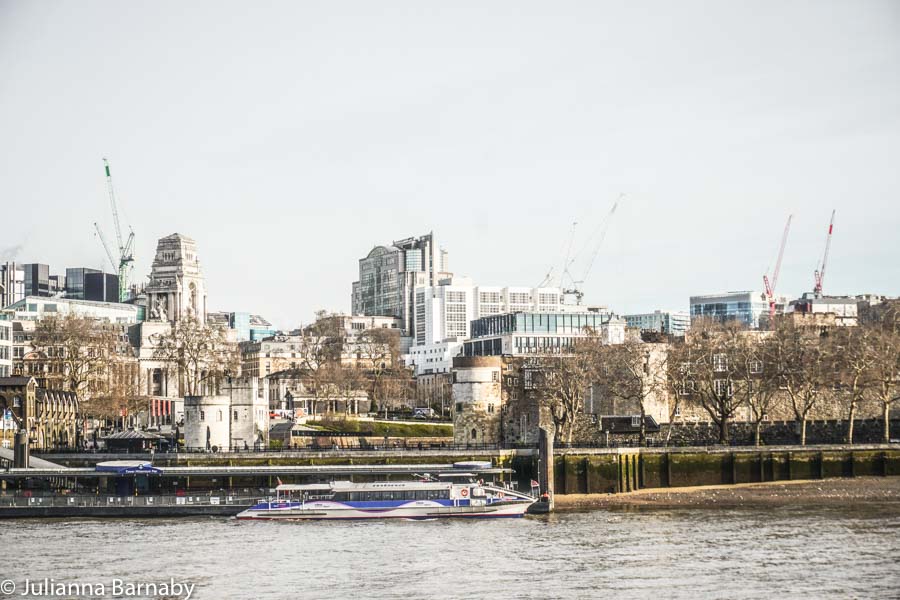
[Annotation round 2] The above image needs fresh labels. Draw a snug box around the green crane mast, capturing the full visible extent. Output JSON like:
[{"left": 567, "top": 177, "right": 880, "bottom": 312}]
[{"left": 93, "top": 158, "right": 135, "bottom": 302}]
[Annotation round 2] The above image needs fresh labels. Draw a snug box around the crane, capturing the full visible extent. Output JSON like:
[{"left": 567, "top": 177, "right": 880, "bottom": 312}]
[
  {"left": 763, "top": 214, "right": 792, "bottom": 323},
  {"left": 93, "top": 158, "right": 135, "bottom": 302},
  {"left": 813, "top": 210, "right": 835, "bottom": 297},
  {"left": 562, "top": 199, "right": 619, "bottom": 304}
]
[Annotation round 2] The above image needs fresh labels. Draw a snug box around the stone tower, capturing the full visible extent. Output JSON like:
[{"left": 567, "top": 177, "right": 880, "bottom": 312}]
[{"left": 146, "top": 233, "right": 207, "bottom": 325}]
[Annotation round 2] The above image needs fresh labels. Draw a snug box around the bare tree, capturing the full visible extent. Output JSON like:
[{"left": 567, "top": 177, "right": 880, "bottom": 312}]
[
  {"left": 31, "top": 314, "right": 122, "bottom": 416},
  {"left": 869, "top": 324, "right": 900, "bottom": 443},
  {"left": 152, "top": 315, "right": 238, "bottom": 396},
  {"left": 355, "top": 327, "right": 400, "bottom": 412},
  {"left": 678, "top": 319, "right": 749, "bottom": 444},
  {"left": 593, "top": 338, "right": 668, "bottom": 444},
  {"left": 829, "top": 326, "right": 878, "bottom": 444},
  {"left": 665, "top": 340, "right": 693, "bottom": 446},
  {"left": 535, "top": 337, "right": 601, "bottom": 444},
  {"left": 736, "top": 333, "right": 782, "bottom": 446},
  {"left": 770, "top": 320, "right": 829, "bottom": 445}
]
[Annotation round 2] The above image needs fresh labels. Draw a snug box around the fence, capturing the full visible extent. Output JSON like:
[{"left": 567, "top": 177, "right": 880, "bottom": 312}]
[{"left": 0, "top": 493, "right": 260, "bottom": 509}]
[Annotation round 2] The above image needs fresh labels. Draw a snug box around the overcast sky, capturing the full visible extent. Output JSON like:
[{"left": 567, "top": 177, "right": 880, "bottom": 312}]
[{"left": 1, "top": 1, "right": 898, "bottom": 329}]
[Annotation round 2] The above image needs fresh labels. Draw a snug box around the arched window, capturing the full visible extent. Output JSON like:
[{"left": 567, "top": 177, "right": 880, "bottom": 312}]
[{"left": 471, "top": 428, "right": 477, "bottom": 439}]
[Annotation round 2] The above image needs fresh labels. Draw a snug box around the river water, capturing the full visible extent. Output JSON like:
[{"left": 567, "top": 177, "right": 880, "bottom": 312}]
[{"left": 2, "top": 505, "right": 899, "bottom": 599}]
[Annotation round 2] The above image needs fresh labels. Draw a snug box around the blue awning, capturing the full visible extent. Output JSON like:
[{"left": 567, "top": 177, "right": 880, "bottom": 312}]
[{"left": 95, "top": 461, "right": 162, "bottom": 475}]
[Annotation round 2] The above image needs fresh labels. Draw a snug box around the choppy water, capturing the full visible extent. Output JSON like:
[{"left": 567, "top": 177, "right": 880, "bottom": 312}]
[{"left": 2, "top": 505, "right": 899, "bottom": 599}]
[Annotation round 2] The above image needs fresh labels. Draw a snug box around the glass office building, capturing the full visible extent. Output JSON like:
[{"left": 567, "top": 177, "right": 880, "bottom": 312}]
[
  {"left": 464, "top": 310, "right": 621, "bottom": 357},
  {"left": 65, "top": 267, "right": 101, "bottom": 300},
  {"left": 689, "top": 291, "right": 772, "bottom": 329},
  {"left": 624, "top": 310, "right": 690, "bottom": 336}
]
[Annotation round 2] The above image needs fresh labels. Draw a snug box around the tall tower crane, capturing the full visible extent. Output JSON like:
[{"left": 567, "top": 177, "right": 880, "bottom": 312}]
[
  {"left": 763, "top": 214, "right": 792, "bottom": 322},
  {"left": 813, "top": 210, "right": 835, "bottom": 297},
  {"left": 560, "top": 199, "right": 619, "bottom": 304},
  {"left": 93, "top": 158, "right": 135, "bottom": 302}
]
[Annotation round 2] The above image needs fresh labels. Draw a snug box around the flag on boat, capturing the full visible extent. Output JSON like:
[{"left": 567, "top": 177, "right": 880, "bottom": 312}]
[{"left": 530, "top": 480, "right": 539, "bottom": 488}]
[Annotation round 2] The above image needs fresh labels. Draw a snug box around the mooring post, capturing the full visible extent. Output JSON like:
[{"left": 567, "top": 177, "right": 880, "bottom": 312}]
[
  {"left": 539, "top": 427, "right": 555, "bottom": 510},
  {"left": 14, "top": 430, "right": 29, "bottom": 469}
]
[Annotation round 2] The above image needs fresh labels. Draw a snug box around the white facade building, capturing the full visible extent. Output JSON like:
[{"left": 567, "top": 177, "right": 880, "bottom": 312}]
[
  {"left": 0, "top": 262, "right": 25, "bottom": 309},
  {"left": 405, "top": 277, "right": 566, "bottom": 376},
  {"left": 0, "top": 318, "right": 11, "bottom": 378},
  {"left": 2, "top": 296, "right": 139, "bottom": 324}
]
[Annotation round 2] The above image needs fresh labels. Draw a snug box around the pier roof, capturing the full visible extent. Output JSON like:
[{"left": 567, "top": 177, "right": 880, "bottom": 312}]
[{"left": 0, "top": 463, "right": 510, "bottom": 480}]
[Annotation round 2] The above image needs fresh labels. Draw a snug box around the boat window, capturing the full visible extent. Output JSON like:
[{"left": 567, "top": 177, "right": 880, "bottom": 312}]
[{"left": 332, "top": 492, "right": 349, "bottom": 501}]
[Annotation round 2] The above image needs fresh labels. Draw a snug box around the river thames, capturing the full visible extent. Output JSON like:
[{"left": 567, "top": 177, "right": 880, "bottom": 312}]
[{"left": 2, "top": 503, "right": 899, "bottom": 599}]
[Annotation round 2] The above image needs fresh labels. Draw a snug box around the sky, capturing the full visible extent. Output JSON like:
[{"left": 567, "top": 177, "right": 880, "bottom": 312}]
[{"left": 1, "top": 1, "right": 898, "bottom": 330}]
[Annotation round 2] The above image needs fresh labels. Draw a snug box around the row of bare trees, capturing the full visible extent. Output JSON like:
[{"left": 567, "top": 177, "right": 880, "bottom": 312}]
[
  {"left": 277, "top": 312, "right": 412, "bottom": 415},
  {"left": 674, "top": 315, "right": 900, "bottom": 445},
  {"left": 535, "top": 307, "right": 900, "bottom": 447},
  {"left": 28, "top": 313, "right": 145, "bottom": 422}
]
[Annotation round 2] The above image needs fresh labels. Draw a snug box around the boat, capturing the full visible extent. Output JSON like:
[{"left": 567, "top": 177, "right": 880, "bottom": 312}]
[{"left": 235, "top": 475, "right": 536, "bottom": 521}]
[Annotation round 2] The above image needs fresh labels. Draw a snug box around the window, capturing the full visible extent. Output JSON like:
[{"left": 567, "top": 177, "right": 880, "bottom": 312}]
[
  {"left": 487, "top": 404, "right": 495, "bottom": 413},
  {"left": 749, "top": 359, "right": 763, "bottom": 374},
  {"left": 491, "top": 371, "right": 499, "bottom": 382},
  {"left": 631, "top": 416, "right": 640, "bottom": 427},
  {"left": 217, "top": 410, "right": 223, "bottom": 422},
  {"left": 713, "top": 353, "right": 728, "bottom": 372},
  {"left": 471, "top": 428, "right": 477, "bottom": 439},
  {"left": 200, "top": 410, "right": 205, "bottom": 421},
  {"left": 234, "top": 410, "right": 238, "bottom": 421},
  {"left": 713, "top": 379, "right": 733, "bottom": 398}
]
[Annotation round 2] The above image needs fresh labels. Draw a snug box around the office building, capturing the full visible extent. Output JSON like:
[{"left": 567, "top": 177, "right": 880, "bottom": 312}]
[
  {"left": 207, "top": 311, "right": 278, "bottom": 342},
  {"left": 462, "top": 310, "right": 625, "bottom": 357},
  {"left": 405, "top": 277, "right": 566, "bottom": 376},
  {"left": 0, "top": 317, "right": 11, "bottom": 378},
  {"left": 0, "top": 262, "right": 25, "bottom": 308},
  {"left": 352, "top": 232, "right": 450, "bottom": 335},
  {"left": 22, "top": 263, "right": 51, "bottom": 297},
  {"left": 84, "top": 272, "right": 119, "bottom": 303},
  {"left": 65, "top": 267, "right": 101, "bottom": 300},
  {"left": 624, "top": 310, "right": 691, "bottom": 337},
  {"left": 689, "top": 291, "right": 786, "bottom": 330},
  {"left": 2, "top": 296, "right": 139, "bottom": 324}
]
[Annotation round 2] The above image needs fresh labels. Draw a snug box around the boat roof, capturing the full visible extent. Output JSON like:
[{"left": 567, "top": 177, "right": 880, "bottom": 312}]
[
  {"left": 276, "top": 484, "right": 334, "bottom": 491},
  {"left": 276, "top": 480, "right": 455, "bottom": 491}
]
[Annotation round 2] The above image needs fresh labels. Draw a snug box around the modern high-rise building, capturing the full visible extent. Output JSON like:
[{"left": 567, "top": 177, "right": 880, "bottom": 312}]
[
  {"left": 22, "top": 264, "right": 51, "bottom": 297},
  {"left": 624, "top": 310, "right": 691, "bottom": 337},
  {"left": 0, "top": 262, "right": 25, "bottom": 308},
  {"left": 65, "top": 267, "right": 101, "bottom": 300},
  {"left": 405, "top": 277, "right": 567, "bottom": 376},
  {"left": 351, "top": 232, "right": 450, "bottom": 336},
  {"left": 689, "top": 291, "right": 786, "bottom": 329},
  {"left": 84, "top": 272, "right": 119, "bottom": 303},
  {"left": 0, "top": 317, "right": 11, "bottom": 377}
]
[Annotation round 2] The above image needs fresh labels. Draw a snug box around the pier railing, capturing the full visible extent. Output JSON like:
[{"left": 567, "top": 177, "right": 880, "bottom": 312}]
[{"left": 0, "top": 493, "right": 259, "bottom": 509}]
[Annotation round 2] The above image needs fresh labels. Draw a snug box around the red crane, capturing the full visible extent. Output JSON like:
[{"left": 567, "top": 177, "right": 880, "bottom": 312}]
[
  {"left": 813, "top": 210, "right": 835, "bottom": 297},
  {"left": 763, "top": 214, "right": 792, "bottom": 321}
]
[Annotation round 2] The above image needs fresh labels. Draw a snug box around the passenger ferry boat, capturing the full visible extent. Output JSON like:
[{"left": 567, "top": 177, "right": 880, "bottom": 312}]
[{"left": 236, "top": 475, "right": 536, "bottom": 521}]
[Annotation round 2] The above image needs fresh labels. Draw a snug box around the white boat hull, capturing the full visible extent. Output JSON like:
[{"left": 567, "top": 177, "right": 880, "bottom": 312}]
[{"left": 236, "top": 499, "right": 533, "bottom": 521}]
